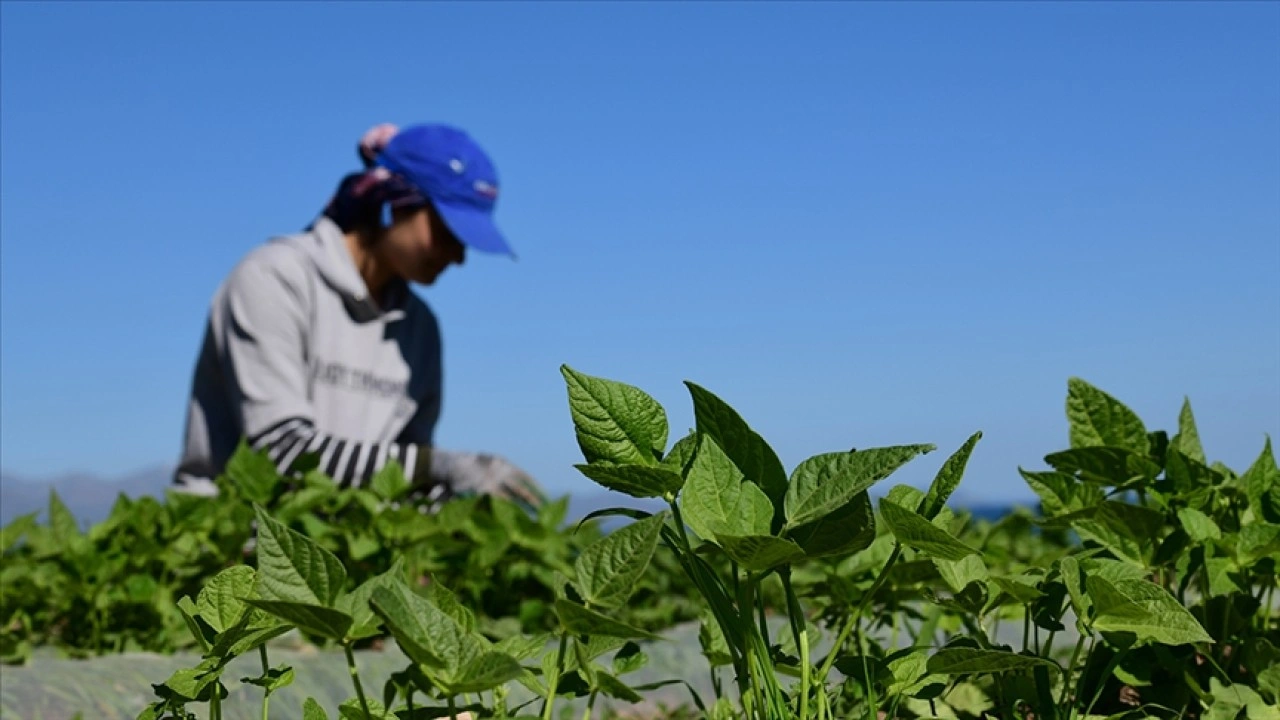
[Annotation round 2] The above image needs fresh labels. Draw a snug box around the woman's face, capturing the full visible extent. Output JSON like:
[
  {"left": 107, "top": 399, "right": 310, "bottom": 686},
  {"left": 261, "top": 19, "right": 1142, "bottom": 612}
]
[{"left": 377, "top": 204, "right": 466, "bottom": 285}]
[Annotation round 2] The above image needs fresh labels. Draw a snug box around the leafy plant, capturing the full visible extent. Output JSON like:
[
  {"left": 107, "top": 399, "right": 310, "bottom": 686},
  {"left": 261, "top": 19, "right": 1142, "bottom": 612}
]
[{"left": 6, "top": 366, "right": 1277, "bottom": 720}]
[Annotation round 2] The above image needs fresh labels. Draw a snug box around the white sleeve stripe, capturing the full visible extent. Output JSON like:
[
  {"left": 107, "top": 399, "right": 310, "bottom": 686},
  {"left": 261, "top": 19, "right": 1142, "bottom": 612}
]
[
  {"left": 253, "top": 418, "right": 308, "bottom": 450},
  {"left": 348, "top": 444, "right": 373, "bottom": 487},
  {"left": 268, "top": 427, "right": 313, "bottom": 463},
  {"left": 335, "top": 443, "right": 358, "bottom": 484},
  {"left": 318, "top": 438, "right": 341, "bottom": 472},
  {"left": 404, "top": 444, "right": 418, "bottom": 480},
  {"left": 277, "top": 431, "right": 317, "bottom": 473}
]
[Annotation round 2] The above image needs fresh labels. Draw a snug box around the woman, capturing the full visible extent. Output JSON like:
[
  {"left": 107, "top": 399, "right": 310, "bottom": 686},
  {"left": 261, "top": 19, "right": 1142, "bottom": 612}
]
[{"left": 173, "top": 122, "right": 544, "bottom": 510}]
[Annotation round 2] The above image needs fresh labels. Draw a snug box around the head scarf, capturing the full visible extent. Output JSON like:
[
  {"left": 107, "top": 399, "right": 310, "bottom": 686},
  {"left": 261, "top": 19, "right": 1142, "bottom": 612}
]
[{"left": 320, "top": 124, "right": 431, "bottom": 232}]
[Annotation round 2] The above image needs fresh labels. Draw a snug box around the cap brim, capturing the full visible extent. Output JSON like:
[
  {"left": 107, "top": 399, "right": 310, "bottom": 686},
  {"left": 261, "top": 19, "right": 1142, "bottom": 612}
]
[{"left": 434, "top": 202, "right": 515, "bottom": 257}]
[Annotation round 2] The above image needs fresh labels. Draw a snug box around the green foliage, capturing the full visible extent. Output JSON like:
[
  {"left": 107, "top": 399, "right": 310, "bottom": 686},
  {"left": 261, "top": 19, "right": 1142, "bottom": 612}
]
[{"left": 5, "top": 370, "right": 1277, "bottom": 720}]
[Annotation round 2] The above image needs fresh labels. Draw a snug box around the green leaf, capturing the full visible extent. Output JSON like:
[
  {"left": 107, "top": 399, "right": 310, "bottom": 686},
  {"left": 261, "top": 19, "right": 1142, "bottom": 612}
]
[
  {"left": 303, "top": 698, "right": 330, "bottom": 720},
  {"left": 48, "top": 489, "right": 81, "bottom": 546},
  {"left": 685, "top": 381, "right": 789, "bottom": 514},
  {"left": 226, "top": 439, "right": 280, "bottom": 504},
  {"left": 1080, "top": 557, "right": 1150, "bottom": 584},
  {"left": 566, "top": 635, "right": 630, "bottom": 671},
  {"left": 1205, "top": 557, "right": 1243, "bottom": 597},
  {"left": 1238, "top": 523, "right": 1280, "bottom": 566},
  {"left": 553, "top": 599, "right": 659, "bottom": 639},
  {"left": 1066, "top": 378, "right": 1150, "bottom": 454},
  {"left": 595, "top": 670, "right": 645, "bottom": 703},
  {"left": 699, "top": 610, "right": 733, "bottom": 667},
  {"left": 1244, "top": 639, "right": 1280, "bottom": 703},
  {"left": 662, "top": 431, "right": 699, "bottom": 474},
  {"left": 243, "top": 599, "right": 353, "bottom": 641},
  {"left": 336, "top": 556, "right": 406, "bottom": 640},
  {"left": 369, "top": 459, "right": 409, "bottom": 501},
  {"left": 613, "top": 642, "right": 648, "bottom": 675},
  {"left": 561, "top": 365, "right": 668, "bottom": 465},
  {"left": 197, "top": 566, "right": 256, "bottom": 634},
  {"left": 370, "top": 582, "right": 481, "bottom": 671},
  {"left": 992, "top": 574, "right": 1045, "bottom": 604},
  {"left": 575, "top": 512, "right": 666, "bottom": 609},
  {"left": 919, "top": 432, "right": 982, "bottom": 520},
  {"left": 176, "top": 596, "right": 213, "bottom": 651},
  {"left": 1167, "top": 448, "right": 1224, "bottom": 497},
  {"left": 1242, "top": 437, "right": 1280, "bottom": 522},
  {"left": 1044, "top": 447, "right": 1161, "bottom": 487},
  {"left": 215, "top": 617, "right": 293, "bottom": 659},
  {"left": 1070, "top": 501, "right": 1165, "bottom": 566},
  {"left": 574, "top": 462, "right": 684, "bottom": 499},
  {"left": 495, "top": 633, "right": 550, "bottom": 661},
  {"left": 715, "top": 534, "right": 806, "bottom": 571},
  {"left": 879, "top": 498, "right": 980, "bottom": 561},
  {"left": 887, "top": 483, "right": 926, "bottom": 509},
  {"left": 786, "top": 491, "right": 876, "bottom": 559},
  {"left": 338, "top": 697, "right": 395, "bottom": 720},
  {"left": 423, "top": 579, "right": 476, "bottom": 633},
  {"left": 452, "top": 651, "right": 525, "bottom": 693},
  {"left": 1059, "top": 555, "right": 1089, "bottom": 630},
  {"left": 163, "top": 664, "right": 225, "bottom": 702},
  {"left": 1171, "top": 398, "right": 1207, "bottom": 464},
  {"left": 0, "top": 512, "right": 37, "bottom": 553},
  {"left": 1208, "top": 678, "right": 1280, "bottom": 720},
  {"left": 934, "top": 554, "right": 989, "bottom": 594},
  {"left": 927, "top": 647, "right": 1062, "bottom": 675},
  {"left": 1020, "top": 469, "right": 1104, "bottom": 516},
  {"left": 368, "top": 583, "right": 447, "bottom": 669},
  {"left": 241, "top": 665, "right": 295, "bottom": 692},
  {"left": 885, "top": 647, "right": 940, "bottom": 697},
  {"left": 253, "top": 505, "right": 347, "bottom": 607},
  {"left": 1086, "top": 576, "right": 1213, "bottom": 646},
  {"left": 834, "top": 654, "right": 894, "bottom": 688},
  {"left": 1178, "top": 508, "right": 1222, "bottom": 543},
  {"left": 785, "top": 445, "right": 934, "bottom": 528},
  {"left": 680, "top": 435, "right": 772, "bottom": 542}
]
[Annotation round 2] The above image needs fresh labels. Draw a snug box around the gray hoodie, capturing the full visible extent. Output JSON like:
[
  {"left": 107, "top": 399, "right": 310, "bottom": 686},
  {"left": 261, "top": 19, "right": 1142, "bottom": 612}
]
[{"left": 174, "top": 216, "right": 442, "bottom": 493}]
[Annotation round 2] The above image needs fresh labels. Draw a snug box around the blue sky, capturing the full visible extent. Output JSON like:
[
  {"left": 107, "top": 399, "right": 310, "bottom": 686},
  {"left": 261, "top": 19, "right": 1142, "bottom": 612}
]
[{"left": 2, "top": 1, "right": 1277, "bottom": 503}]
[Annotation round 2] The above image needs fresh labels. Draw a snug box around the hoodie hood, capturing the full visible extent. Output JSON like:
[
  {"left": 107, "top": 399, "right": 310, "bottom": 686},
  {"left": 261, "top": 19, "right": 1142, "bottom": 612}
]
[{"left": 291, "top": 216, "right": 408, "bottom": 323}]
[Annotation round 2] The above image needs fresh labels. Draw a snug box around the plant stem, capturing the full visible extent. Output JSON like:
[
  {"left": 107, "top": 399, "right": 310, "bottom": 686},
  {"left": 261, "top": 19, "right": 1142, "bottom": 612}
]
[
  {"left": 782, "top": 569, "right": 811, "bottom": 720},
  {"left": 738, "top": 574, "right": 767, "bottom": 720},
  {"left": 816, "top": 544, "right": 903, "bottom": 686},
  {"left": 583, "top": 689, "right": 599, "bottom": 720},
  {"left": 344, "top": 642, "right": 372, "bottom": 720},
  {"left": 667, "top": 500, "right": 751, "bottom": 702},
  {"left": 1023, "top": 607, "right": 1032, "bottom": 654},
  {"left": 1266, "top": 580, "right": 1276, "bottom": 631},
  {"left": 448, "top": 694, "right": 459, "bottom": 720},
  {"left": 210, "top": 677, "right": 223, "bottom": 720},
  {"left": 1059, "top": 633, "right": 1089, "bottom": 710},
  {"left": 800, "top": 624, "right": 812, "bottom": 720},
  {"left": 542, "top": 633, "right": 569, "bottom": 720},
  {"left": 259, "top": 645, "right": 271, "bottom": 720},
  {"left": 1083, "top": 647, "right": 1129, "bottom": 719},
  {"left": 856, "top": 621, "right": 877, "bottom": 720}
]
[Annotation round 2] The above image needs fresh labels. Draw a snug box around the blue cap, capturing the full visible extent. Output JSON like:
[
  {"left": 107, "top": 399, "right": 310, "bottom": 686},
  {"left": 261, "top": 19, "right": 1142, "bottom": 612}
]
[{"left": 374, "top": 124, "right": 514, "bottom": 257}]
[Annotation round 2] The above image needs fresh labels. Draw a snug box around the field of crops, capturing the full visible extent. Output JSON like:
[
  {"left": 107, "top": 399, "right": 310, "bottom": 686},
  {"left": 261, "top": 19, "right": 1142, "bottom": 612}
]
[{"left": 2, "top": 366, "right": 1277, "bottom": 720}]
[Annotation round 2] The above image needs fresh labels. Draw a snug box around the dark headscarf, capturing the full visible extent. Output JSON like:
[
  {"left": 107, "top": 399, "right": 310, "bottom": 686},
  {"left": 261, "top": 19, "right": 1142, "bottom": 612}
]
[{"left": 320, "top": 124, "right": 430, "bottom": 232}]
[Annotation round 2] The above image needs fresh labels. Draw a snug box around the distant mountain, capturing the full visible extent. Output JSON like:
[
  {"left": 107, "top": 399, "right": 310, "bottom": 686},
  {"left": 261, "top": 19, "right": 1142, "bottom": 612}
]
[{"left": 0, "top": 466, "right": 175, "bottom": 526}]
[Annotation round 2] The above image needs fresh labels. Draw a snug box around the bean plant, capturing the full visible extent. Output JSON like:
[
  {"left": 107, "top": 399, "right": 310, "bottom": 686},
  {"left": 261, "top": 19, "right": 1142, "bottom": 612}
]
[{"left": 5, "top": 365, "right": 1276, "bottom": 720}]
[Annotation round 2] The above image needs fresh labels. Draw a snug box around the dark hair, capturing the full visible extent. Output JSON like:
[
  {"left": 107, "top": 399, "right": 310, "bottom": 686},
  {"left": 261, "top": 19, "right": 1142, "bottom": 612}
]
[{"left": 320, "top": 169, "right": 430, "bottom": 234}]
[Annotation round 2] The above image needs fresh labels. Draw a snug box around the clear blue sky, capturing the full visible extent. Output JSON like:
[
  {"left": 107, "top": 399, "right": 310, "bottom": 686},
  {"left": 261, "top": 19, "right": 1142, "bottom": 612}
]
[{"left": 2, "top": 1, "right": 1277, "bottom": 503}]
